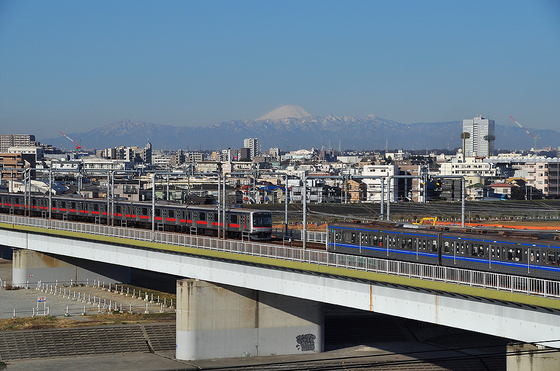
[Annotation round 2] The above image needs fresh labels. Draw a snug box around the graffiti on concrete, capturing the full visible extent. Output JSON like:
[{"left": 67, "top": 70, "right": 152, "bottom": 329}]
[{"left": 296, "top": 333, "right": 316, "bottom": 351}]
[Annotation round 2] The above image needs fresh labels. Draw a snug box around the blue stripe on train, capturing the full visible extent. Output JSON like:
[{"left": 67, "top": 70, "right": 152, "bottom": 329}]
[{"left": 330, "top": 243, "right": 560, "bottom": 273}]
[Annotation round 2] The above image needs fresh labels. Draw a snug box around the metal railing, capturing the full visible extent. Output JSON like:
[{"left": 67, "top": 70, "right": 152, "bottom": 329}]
[{"left": 2, "top": 214, "right": 560, "bottom": 300}]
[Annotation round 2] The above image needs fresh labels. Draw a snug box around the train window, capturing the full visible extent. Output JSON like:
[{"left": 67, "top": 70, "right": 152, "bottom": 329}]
[
  {"left": 60, "top": 201, "right": 66, "bottom": 209},
  {"left": 536, "top": 251, "right": 540, "bottom": 263},
  {"left": 401, "top": 238, "right": 406, "bottom": 248},
  {"left": 94, "top": 204, "right": 99, "bottom": 212},
  {"left": 71, "top": 202, "right": 76, "bottom": 209},
  {"left": 199, "top": 212, "right": 206, "bottom": 221},
  {"left": 373, "top": 235, "right": 378, "bottom": 246},
  {"left": 422, "top": 240, "right": 426, "bottom": 250},
  {"left": 548, "top": 252, "right": 556, "bottom": 265},
  {"left": 230, "top": 214, "right": 238, "bottom": 224},
  {"left": 472, "top": 245, "right": 478, "bottom": 257},
  {"left": 253, "top": 213, "right": 272, "bottom": 227},
  {"left": 351, "top": 233, "right": 357, "bottom": 243},
  {"left": 407, "top": 238, "right": 412, "bottom": 249},
  {"left": 444, "top": 241, "right": 450, "bottom": 253},
  {"left": 187, "top": 211, "right": 192, "bottom": 220},
  {"left": 168, "top": 210, "right": 174, "bottom": 218},
  {"left": 507, "top": 248, "right": 514, "bottom": 261},
  {"left": 116, "top": 205, "right": 122, "bottom": 213},
  {"left": 155, "top": 209, "right": 161, "bottom": 217},
  {"left": 141, "top": 207, "right": 147, "bottom": 216},
  {"left": 334, "top": 231, "right": 341, "bottom": 241},
  {"left": 361, "top": 234, "right": 368, "bottom": 245},
  {"left": 431, "top": 240, "right": 437, "bottom": 252}
]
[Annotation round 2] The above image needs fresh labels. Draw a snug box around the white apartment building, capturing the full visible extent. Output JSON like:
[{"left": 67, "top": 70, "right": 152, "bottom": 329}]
[
  {"left": 522, "top": 159, "right": 560, "bottom": 198},
  {"left": 463, "top": 115, "right": 495, "bottom": 157},
  {"left": 361, "top": 164, "right": 398, "bottom": 202},
  {"left": 51, "top": 159, "right": 133, "bottom": 172},
  {"left": 281, "top": 149, "right": 314, "bottom": 161},
  {"left": 439, "top": 156, "right": 499, "bottom": 178},
  {"left": 8, "top": 146, "right": 45, "bottom": 161},
  {"left": 243, "top": 138, "right": 259, "bottom": 159}
]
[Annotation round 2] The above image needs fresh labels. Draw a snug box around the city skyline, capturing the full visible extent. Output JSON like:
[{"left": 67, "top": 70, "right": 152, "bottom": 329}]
[{"left": 1, "top": 1, "right": 559, "bottom": 139}]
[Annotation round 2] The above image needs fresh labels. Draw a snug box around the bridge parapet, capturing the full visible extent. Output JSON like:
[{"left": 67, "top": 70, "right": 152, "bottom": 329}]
[{"left": 1, "top": 214, "right": 560, "bottom": 307}]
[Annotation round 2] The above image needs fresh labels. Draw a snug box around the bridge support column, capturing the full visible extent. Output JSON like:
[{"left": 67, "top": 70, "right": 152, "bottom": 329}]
[
  {"left": 176, "top": 279, "right": 324, "bottom": 360},
  {"left": 507, "top": 344, "right": 560, "bottom": 371},
  {"left": 12, "top": 249, "right": 130, "bottom": 287}
]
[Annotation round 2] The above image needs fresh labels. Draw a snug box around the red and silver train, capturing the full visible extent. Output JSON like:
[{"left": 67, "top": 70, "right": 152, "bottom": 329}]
[{"left": 0, "top": 192, "right": 272, "bottom": 240}]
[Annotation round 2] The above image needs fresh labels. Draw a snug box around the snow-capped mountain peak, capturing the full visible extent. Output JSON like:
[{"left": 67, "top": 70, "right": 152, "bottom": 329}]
[{"left": 256, "top": 105, "right": 311, "bottom": 120}]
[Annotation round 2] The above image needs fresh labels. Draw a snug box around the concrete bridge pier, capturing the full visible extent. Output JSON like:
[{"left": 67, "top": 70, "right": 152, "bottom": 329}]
[
  {"left": 176, "top": 279, "right": 324, "bottom": 360},
  {"left": 507, "top": 344, "right": 560, "bottom": 371},
  {"left": 12, "top": 249, "right": 130, "bottom": 287}
]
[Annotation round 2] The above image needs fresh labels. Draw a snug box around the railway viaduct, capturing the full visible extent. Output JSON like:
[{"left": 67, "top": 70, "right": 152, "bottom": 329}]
[{"left": 1, "top": 214, "right": 560, "bottom": 370}]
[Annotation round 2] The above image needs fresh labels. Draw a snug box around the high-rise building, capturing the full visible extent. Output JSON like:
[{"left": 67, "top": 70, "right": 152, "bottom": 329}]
[
  {"left": 462, "top": 115, "right": 495, "bottom": 157},
  {"left": 243, "top": 138, "right": 258, "bottom": 159},
  {"left": 0, "top": 134, "right": 36, "bottom": 152}
]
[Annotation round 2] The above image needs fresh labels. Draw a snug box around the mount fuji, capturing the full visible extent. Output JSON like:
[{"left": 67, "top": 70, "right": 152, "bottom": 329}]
[
  {"left": 256, "top": 105, "right": 311, "bottom": 120},
  {"left": 39, "top": 106, "right": 560, "bottom": 152}
]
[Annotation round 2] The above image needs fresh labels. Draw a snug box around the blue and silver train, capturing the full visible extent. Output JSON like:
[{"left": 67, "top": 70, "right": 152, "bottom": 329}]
[{"left": 327, "top": 221, "right": 560, "bottom": 280}]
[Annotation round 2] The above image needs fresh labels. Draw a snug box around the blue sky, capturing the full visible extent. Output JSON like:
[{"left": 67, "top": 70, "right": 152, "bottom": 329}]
[{"left": 0, "top": 0, "right": 559, "bottom": 140}]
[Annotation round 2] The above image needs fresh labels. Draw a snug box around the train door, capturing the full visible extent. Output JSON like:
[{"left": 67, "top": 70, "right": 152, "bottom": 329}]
[
  {"left": 529, "top": 248, "right": 540, "bottom": 273},
  {"left": 437, "top": 233, "right": 442, "bottom": 265},
  {"left": 383, "top": 234, "right": 389, "bottom": 256}
]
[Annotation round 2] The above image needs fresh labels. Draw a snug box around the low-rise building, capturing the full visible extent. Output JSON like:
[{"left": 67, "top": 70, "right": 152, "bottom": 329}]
[{"left": 361, "top": 164, "right": 399, "bottom": 202}]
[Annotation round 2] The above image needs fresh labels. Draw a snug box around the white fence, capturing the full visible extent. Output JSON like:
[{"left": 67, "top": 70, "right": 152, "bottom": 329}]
[{"left": 2, "top": 214, "right": 560, "bottom": 300}]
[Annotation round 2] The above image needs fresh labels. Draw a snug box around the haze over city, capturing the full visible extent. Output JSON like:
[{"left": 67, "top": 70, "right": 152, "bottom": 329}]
[{"left": 0, "top": 0, "right": 559, "bottom": 141}]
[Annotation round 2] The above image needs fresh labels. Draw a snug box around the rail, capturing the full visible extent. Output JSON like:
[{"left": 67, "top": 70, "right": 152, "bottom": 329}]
[{"left": 2, "top": 214, "right": 560, "bottom": 300}]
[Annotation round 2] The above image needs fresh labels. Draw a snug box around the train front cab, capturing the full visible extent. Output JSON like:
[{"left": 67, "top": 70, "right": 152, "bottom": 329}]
[{"left": 249, "top": 211, "right": 272, "bottom": 240}]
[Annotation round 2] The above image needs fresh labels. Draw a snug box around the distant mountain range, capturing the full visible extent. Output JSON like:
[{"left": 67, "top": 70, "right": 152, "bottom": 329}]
[{"left": 40, "top": 106, "right": 560, "bottom": 152}]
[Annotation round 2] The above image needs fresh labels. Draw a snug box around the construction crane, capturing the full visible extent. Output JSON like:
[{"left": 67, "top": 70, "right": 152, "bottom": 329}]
[
  {"left": 510, "top": 116, "right": 540, "bottom": 150},
  {"left": 58, "top": 131, "right": 82, "bottom": 151}
]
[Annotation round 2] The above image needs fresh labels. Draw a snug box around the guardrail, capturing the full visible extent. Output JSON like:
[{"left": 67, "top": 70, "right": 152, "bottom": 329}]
[
  {"left": 272, "top": 228, "right": 327, "bottom": 243},
  {"left": 2, "top": 214, "right": 560, "bottom": 300}
]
